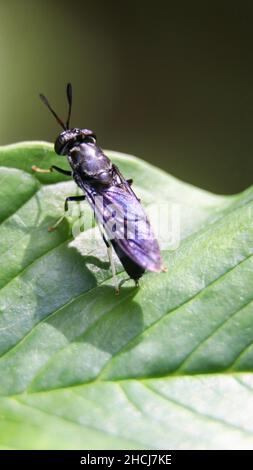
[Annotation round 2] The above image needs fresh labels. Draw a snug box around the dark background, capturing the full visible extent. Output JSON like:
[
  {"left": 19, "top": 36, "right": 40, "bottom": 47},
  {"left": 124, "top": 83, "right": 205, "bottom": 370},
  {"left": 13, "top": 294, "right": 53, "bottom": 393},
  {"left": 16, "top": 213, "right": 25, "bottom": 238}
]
[{"left": 1, "top": 0, "right": 253, "bottom": 194}]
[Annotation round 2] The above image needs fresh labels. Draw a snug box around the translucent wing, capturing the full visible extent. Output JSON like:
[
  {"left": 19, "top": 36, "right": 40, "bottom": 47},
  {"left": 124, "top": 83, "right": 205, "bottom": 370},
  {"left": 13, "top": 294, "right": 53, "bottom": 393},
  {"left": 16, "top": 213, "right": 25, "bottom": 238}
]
[{"left": 77, "top": 165, "right": 162, "bottom": 272}]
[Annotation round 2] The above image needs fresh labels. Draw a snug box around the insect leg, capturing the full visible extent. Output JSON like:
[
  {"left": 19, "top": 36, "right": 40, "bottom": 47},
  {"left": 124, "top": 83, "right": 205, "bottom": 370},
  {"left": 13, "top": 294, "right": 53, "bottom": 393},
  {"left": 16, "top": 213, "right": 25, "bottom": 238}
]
[
  {"left": 48, "top": 195, "right": 86, "bottom": 232},
  {"left": 102, "top": 234, "right": 109, "bottom": 248},
  {"left": 96, "top": 221, "right": 119, "bottom": 294},
  {"left": 118, "top": 277, "right": 140, "bottom": 289},
  {"left": 118, "top": 277, "right": 131, "bottom": 289},
  {"left": 64, "top": 195, "right": 86, "bottom": 212},
  {"left": 107, "top": 243, "right": 119, "bottom": 295},
  {"left": 32, "top": 165, "right": 72, "bottom": 176}
]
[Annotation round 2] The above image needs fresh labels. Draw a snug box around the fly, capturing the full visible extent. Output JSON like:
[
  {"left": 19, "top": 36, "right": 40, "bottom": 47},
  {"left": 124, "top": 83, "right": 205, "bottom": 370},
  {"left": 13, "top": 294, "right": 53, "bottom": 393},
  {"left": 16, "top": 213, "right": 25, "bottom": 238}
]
[{"left": 33, "top": 84, "right": 164, "bottom": 292}]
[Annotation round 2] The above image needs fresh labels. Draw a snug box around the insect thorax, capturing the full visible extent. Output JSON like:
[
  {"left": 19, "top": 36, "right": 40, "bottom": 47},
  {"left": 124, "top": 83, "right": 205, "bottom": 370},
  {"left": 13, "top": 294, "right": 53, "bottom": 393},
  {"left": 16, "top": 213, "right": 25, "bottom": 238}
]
[{"left": 68, "top": 142, "right": 113, "bottom": 185}]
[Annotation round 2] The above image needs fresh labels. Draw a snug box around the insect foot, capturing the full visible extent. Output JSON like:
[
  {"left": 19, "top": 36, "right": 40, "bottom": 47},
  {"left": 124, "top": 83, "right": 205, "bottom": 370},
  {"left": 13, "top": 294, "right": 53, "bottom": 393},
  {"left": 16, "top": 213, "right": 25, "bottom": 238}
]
[
  {"left": 48, "top": 225, "right": 56, "bottom": 232},
  {"left": 32, "top": 165, "right": 51, "bottom": 173}
]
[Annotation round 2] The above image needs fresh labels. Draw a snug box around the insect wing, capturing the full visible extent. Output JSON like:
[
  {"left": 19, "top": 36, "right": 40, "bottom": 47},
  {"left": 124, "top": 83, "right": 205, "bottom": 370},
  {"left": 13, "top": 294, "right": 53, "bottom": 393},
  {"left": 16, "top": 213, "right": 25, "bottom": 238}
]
[{"left": 80, "top": 176, "right": 162, "bottom": 272}]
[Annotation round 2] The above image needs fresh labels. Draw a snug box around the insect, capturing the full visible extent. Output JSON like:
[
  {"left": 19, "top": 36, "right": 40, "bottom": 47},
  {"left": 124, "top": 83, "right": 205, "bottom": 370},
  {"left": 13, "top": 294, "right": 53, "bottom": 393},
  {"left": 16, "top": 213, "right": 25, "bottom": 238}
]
[{"left": 33, "top": 84, "right": 163, "bottom": 292}]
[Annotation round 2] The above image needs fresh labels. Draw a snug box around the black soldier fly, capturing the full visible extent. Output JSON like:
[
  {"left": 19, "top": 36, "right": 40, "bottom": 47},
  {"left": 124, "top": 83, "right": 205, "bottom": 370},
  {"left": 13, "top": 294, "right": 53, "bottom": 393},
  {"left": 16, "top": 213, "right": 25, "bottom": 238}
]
[{"left": 33, "top": 84, "right": 163, "bottom": 292}]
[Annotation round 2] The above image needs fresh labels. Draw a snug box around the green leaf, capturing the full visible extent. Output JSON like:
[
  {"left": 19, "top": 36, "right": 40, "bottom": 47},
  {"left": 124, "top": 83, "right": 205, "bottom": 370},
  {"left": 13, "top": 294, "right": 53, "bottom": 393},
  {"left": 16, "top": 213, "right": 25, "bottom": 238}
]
[{"left": 0, "top": 141, "right": 253, "bottom": 449}]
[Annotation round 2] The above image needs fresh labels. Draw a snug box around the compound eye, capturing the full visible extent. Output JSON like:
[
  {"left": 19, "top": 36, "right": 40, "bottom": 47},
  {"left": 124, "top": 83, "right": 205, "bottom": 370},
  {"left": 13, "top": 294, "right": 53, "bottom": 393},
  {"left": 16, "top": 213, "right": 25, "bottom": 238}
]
[{"left": 85, "top": 135, "right": 96, "bottom": 144}]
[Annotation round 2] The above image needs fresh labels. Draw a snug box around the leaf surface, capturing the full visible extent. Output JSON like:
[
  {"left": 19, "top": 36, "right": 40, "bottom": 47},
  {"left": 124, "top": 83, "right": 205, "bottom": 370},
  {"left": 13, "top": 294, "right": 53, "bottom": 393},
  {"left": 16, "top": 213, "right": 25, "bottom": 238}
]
[{"left": 0, "top": 142, "right": 252, "bottom": 449}]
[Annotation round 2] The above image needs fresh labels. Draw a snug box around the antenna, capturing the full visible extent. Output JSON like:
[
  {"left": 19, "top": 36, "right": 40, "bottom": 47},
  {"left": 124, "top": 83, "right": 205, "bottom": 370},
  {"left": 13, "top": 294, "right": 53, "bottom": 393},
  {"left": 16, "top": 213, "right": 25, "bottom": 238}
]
[
  {"left": 66, "top": 83, "right": 72, "bottom": 129},
  {"left": 39, "top": 93, "right": 66, "bottom": 130}
]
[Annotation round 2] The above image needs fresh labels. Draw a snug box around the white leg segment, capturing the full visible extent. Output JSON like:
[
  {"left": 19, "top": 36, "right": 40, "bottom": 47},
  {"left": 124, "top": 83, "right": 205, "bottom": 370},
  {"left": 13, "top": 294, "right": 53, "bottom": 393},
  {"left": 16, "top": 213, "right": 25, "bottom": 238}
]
[
  {"left": 96, "top": 220, "right": 119, "bottom": 293},
  {"left": 107, "top": 244, "right": 119, "bottom": 294}
]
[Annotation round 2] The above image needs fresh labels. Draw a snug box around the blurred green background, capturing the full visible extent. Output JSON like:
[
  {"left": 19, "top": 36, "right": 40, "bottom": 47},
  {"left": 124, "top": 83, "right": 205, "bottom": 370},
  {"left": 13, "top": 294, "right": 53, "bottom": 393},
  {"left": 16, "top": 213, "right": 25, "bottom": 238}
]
[{"left": 0, "top": 0, "right": 252, "bottom": 194}]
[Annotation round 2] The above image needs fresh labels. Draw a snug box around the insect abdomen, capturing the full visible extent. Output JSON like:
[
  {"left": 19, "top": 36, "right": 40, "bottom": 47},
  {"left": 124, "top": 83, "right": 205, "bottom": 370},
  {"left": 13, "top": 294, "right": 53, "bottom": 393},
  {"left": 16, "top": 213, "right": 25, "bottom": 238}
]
[{"left": 111, "top": 240, "right": 145, "bottom": 280}]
